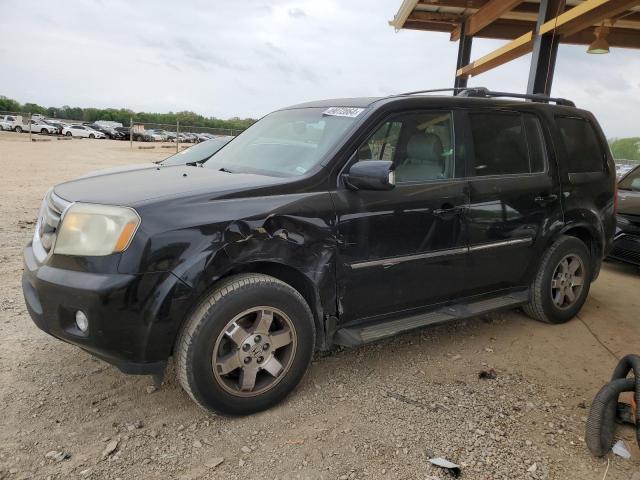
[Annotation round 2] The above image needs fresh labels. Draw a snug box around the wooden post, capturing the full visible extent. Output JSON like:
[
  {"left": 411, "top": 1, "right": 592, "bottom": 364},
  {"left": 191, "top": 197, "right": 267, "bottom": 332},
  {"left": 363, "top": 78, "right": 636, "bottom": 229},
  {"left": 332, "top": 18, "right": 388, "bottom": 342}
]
[
  {"left": 176, "top": 119, "right": 180, "bottom": 154},
  {"left": 129, "top": 117, "right": 133, "bottom": 150},
  {"left": 28, "top": 112, "right": 32, "bottom": 142}
]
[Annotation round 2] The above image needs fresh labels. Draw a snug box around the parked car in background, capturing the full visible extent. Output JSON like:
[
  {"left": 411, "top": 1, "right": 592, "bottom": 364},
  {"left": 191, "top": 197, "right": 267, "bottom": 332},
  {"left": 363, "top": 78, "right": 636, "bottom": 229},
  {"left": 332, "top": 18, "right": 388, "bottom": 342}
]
[
  {"left": 62, "top": 124, "right": 106, "bottom": 138},
  {"left": 114, "top": 127, "right": 131, "bottom": 140},
  {"left": 45, "top": 120, "right": 68, "bottom": 135},
  {"left": 87, "top": 123, "right": 126, "bottom": 140},
  {"left": 609, "top": 164, "right": 640, "bottom": 268},
  {"left": 28, "top": 120, "right": 57, "bottom": 135},
  {"left": 145, "top": 129, "right": 169, "bottom": 141},
  {"left": 0, "top": 117, "right": 13, "bottom": 131},
  {"left": 0, "top": 114, "right": 20, "bottom": 131},
  {"left": 23, "top": 90, "right": 616, "bottom": 415},
  {"left": 616, "top": 163, "right": 636, "bottom": 179}
]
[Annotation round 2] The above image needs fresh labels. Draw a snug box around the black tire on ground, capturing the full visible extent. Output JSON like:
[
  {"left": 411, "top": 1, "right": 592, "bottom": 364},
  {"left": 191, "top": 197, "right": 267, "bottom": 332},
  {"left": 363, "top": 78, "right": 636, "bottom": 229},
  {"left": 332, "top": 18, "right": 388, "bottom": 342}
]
[
  {"left": 89, "top": 133, "right": 95, "bottom": 139},
  {"left": 40, "top": 129, "right": 47, "bottom": 135},
  {"left": 15, "top": 126, "right": 22, "bottom": 133},
  {"left": 65, "top": 131, "right": 72, "bottom": 137},
  {"left": 523, "top": 235, "right": 592, "bottom": 324},
  {"left": 176, "top": 273, "right": 315, "bottom": 415}
]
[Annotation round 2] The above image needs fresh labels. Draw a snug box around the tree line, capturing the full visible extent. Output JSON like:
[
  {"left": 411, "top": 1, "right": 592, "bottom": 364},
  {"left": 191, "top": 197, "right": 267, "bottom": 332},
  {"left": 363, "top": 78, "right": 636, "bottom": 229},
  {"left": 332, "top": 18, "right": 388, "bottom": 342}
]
[
  {"left": 0, "top": 95, "right": 256, "bottom": 130},
  {"left": 609, "top": 137, "right": 640, "bottom": 161}
]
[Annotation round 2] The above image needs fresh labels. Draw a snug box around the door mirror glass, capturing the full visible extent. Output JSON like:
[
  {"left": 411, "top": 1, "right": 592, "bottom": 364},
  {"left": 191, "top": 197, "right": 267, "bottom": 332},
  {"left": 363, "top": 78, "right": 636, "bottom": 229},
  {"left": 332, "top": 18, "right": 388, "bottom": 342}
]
[{"left": 345, "top": 160, "right": 395, "bottom": 191}]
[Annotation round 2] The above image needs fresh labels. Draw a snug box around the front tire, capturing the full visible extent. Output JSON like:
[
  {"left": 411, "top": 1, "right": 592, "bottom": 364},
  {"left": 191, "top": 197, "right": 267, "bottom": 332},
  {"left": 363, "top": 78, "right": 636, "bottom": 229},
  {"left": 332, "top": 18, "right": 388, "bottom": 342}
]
[
  {"left": 89, "top": 133, "right": 95, "bottom": 139},
  {"left": 523, "top": 236, "right": 592, "bottom": 324},
  {"left": 65, "top": 131, "right": 72, "bottom": 137},
  {"left": 15, "top": 126, "right": 22, "bottom": 133},
  {"left": 176, "top": 274, "right": 315, "bottom": 415}
]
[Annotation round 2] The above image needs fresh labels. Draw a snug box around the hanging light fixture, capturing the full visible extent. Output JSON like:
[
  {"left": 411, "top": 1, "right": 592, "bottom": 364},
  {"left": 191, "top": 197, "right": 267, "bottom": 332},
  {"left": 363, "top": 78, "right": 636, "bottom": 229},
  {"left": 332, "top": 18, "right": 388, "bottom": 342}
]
[{"left": 587, "top": 22, "right": 610, "bottom": 54}]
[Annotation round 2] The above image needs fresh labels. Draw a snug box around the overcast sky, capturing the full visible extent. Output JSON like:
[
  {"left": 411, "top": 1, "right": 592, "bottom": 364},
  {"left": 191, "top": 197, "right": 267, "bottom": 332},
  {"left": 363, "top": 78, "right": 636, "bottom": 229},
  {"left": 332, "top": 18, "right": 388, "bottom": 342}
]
[{"left": 1, "top": 0, "right": 639, "bottom": 137}]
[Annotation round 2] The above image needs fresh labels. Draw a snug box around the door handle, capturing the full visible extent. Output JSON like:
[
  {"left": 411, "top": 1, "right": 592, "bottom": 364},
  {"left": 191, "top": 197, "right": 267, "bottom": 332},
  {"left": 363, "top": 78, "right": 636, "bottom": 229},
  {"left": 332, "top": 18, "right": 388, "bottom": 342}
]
[
  {"left": 433, "top": 205, "right": 466, "bottom": 217},
  {"left": 534, "top": 194, "right": 558, "bottom": 205}
]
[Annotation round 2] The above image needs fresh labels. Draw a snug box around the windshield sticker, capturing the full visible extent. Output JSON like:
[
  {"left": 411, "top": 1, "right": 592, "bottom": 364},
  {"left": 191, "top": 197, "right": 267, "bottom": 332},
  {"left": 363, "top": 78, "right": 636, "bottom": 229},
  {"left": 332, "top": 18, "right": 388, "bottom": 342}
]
[{"left": 322, "top": 107, "right": 364, "bottom": 118}]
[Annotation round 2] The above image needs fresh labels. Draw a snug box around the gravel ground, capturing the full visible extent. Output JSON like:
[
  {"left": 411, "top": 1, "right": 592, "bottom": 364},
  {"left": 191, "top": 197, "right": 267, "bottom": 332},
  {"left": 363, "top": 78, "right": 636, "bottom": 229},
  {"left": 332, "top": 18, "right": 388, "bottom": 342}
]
[{"left": 0, "top": 131, "right": 639, "bottom": 480}]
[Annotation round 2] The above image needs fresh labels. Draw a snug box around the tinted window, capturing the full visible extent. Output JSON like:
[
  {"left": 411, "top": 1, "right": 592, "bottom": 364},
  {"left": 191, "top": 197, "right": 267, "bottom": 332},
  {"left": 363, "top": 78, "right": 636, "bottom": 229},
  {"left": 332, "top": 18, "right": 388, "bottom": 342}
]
[
  {"left": 357, "top": 112, "right": 454, "bottom": 183},
  {"left": 469, "top": 112, "right": 531, "bottom": 176},
  {"left": 556, "top": 116, "right": 604, "bottom": 173}
]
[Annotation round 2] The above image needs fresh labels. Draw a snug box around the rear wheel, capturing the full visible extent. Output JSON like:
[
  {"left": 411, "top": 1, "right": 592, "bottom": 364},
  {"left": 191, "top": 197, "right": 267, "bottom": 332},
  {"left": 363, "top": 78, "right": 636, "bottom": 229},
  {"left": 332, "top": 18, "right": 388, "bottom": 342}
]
[
  {"left": 176, "top": 274, "right": 315, "bottom": 415},
  {"left": 523, "top": 236, "right": 592, "bottom": 324}
]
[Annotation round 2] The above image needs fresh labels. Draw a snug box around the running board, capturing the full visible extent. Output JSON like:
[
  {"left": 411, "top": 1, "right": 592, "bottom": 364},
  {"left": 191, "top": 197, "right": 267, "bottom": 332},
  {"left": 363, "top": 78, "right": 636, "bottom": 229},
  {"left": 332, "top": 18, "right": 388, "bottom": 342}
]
[{"left": 333, "top": 290, "right": 529, "bottom": 347}]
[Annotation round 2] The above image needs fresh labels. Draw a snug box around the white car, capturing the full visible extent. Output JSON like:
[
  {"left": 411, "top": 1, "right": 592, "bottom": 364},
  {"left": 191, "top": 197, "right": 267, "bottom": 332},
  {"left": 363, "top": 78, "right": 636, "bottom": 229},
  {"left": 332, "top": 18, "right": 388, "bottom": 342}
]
[
  {"left": 0, "top": 114, "right": 19, "bottom": 131},
  {"left": 25, "top": 120, "right": 57, "bottom": 135},
  {"left": 62, "top": 125, "right": 106, "bottom": 139}
]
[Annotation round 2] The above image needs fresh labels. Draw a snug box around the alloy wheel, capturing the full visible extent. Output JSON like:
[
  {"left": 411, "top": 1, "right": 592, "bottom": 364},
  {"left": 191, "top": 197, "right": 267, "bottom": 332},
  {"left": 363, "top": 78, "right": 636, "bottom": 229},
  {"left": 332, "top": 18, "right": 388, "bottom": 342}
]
[
  {"left": 550, "top": 254, "right": 585, "bottom": 309},
  {"left": 212, "top": 307, "right": 296, "bottom": 397}
]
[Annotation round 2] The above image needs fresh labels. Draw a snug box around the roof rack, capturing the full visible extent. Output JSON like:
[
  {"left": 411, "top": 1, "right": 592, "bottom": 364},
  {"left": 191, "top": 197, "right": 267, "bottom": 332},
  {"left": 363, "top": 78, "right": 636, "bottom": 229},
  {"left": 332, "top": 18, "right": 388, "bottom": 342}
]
[
  {"left": 458, "top": 87, "right": 575, "bottom": 107},
  {"left": 396, "top": 86, "right": 575, "bottom": 107}
]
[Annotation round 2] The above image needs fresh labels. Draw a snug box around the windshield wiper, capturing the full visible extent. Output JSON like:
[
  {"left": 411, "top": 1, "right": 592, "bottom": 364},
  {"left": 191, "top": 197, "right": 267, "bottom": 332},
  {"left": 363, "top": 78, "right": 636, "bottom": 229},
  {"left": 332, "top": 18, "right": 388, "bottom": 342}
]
[{"left": 185, "top": 160, "right": 205, "bottom": 167}]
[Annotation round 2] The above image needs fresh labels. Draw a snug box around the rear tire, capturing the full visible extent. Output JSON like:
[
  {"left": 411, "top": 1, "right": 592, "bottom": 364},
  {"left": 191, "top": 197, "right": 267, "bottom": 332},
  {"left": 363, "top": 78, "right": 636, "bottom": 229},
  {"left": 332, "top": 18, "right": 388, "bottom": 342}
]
[
  {"left": 523, "top": 236, "right": 592, "bottom": 324},
  {"left": 176, "top": 274, "right": 315, "bottom": 415}
]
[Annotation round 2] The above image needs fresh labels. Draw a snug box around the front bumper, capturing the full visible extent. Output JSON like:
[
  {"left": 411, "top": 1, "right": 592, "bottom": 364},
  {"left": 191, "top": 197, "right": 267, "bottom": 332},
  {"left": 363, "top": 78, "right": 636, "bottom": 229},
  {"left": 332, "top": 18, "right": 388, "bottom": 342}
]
[{"left": 22, "top": 243, "right": 193, "bottom": 374}]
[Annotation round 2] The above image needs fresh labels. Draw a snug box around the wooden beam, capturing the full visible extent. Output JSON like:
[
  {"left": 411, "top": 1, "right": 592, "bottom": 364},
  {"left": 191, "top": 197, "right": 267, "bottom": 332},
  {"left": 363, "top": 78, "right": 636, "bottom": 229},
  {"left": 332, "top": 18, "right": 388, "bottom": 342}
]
[
  {"left": 539, "top": 0, "right": 640, "bottom": 37},
  {"left": 407, "top": 11, "right": 465, "bottom": 24},
  {"left": 403, "top": 20, "right": 456, "bottom": 33},
  {"left": 451, "top": 0, "right": 525, "bottom": 41},
  {"left": 456, "top": 32, "right": 534, "bottom": 78},
  {"left": 563, "top": 25, "right": 640, "bottom": 48}
]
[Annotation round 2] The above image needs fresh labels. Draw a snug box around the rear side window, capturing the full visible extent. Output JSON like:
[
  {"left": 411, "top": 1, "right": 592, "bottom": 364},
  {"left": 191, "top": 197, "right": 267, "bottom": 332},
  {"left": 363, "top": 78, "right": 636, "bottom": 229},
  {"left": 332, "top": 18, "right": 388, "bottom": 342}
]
[
  {"left": 469, "top": 112, "right": 544, "bottom": 176},
  {"left": 556, "top": 116, "right": 604, "bottom": 173}
]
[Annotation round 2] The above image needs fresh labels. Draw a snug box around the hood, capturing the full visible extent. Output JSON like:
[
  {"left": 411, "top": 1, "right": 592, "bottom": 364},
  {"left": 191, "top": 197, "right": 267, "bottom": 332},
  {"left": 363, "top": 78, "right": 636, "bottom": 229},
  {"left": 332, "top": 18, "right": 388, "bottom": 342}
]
[
  {"left": 617, "top": 189, "right": 640, "bottom": 216},
  {"left": 53, "top": 164, "right": 284, "bottom": 206}
]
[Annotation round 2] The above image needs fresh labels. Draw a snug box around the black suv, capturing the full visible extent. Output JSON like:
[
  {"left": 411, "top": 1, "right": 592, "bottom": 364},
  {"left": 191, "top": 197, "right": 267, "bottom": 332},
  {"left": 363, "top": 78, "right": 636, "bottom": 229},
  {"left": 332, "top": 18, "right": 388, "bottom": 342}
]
[{"left": 22, "top": 89, "right": 616, "bottom": 415}]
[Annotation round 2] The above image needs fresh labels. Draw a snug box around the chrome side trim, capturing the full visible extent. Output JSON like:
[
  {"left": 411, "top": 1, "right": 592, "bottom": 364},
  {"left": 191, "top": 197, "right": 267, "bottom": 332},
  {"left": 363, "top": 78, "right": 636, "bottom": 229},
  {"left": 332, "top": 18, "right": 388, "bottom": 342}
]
[
  {"left": 350, "top": 247, "right": 467, "bottom": 270},
  {"left": 468, "top": 237, "right": 533, "bottom": 252},
  {"left": 349, "top": 237, "right": 533, "bottom": 270}
]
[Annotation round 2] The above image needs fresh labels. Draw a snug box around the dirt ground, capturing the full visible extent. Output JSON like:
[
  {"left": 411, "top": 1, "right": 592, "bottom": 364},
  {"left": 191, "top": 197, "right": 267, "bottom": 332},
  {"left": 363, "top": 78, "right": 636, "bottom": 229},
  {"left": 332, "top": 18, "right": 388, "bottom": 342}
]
[{"left": 0, "top": 131, "right": 638, "bottom": 480}]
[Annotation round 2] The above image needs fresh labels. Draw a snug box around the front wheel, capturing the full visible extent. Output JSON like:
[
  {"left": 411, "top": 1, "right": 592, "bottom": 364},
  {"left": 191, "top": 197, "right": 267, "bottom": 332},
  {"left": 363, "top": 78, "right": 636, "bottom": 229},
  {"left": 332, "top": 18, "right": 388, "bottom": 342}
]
[
  {"left": 65, "top": 131, "right": 72, "bottom": 137},
  {"left": 176, "top": 274, "right": 315, "bottom": 415},
  {"left": 15, "top": 126, "right": 22, "bottom": 133},
  {"left": 523, "top": 236, "right": 592, "bottom": 324},
  {"left": 89, "top": 133, "right": 95, "bottom": 139}
]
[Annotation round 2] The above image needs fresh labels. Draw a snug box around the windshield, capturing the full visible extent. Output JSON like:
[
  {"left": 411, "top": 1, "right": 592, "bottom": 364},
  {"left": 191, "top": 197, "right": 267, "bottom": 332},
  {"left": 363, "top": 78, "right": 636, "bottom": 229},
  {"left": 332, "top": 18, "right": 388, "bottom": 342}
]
[
  {"left": 202, "top": 107, "right": 362, "bottom": 177},
  {"left": 161, "top": 137, "right": 233, "bottom": 166}
]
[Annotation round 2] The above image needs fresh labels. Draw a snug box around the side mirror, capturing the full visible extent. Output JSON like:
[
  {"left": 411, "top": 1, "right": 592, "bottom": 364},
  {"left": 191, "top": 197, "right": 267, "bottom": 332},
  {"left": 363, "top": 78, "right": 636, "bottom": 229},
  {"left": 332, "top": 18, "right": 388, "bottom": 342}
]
[
  {"left": 631, "top": 178, "right": 640, "bottom": 191},
  {"left": 344, "top": 160, "right": 395, "bottom": 191}
]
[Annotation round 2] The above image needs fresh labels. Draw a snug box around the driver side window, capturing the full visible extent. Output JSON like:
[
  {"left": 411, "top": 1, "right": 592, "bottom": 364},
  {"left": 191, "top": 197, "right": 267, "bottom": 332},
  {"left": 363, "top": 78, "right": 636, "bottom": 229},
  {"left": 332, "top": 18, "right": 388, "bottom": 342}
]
[{"left": 357, "top": 112, "right": 454, "bottom": 183}]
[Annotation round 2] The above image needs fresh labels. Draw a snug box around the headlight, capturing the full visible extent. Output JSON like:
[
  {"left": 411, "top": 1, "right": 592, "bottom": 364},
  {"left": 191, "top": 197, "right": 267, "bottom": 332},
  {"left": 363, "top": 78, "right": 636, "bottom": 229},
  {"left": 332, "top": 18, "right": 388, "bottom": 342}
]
[{"left": 54, "top": 203, "right": 140, "bottom": 256}]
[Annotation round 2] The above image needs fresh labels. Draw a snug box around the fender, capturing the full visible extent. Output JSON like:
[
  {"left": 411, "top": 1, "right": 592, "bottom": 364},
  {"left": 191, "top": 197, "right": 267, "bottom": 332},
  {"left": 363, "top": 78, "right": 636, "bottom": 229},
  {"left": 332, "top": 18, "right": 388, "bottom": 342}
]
[{"left": 553, "top": 208, "right": 606, "bottom": 279}]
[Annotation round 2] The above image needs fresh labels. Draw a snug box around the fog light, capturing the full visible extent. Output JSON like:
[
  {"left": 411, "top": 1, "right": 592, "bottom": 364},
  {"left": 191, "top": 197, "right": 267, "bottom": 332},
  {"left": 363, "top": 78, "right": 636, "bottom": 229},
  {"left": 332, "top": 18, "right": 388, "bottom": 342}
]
[{"left": 75, "top": 311, "right": 89, "bottom": 332}]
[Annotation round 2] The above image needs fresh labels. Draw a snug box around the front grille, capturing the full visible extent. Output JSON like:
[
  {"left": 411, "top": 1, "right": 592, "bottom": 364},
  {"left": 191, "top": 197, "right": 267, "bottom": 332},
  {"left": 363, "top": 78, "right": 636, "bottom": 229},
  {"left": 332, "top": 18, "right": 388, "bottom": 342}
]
[
  {"left": 33, "top": 189, "right": 71, "bottom": 262},
  {"left": 610, "top": 234, "right": 640, "bottom": 264}
]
